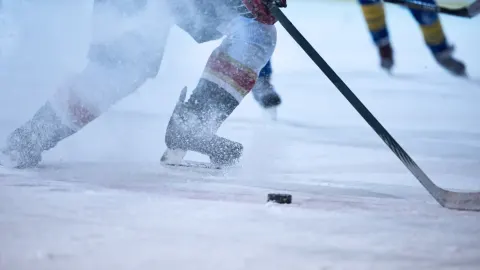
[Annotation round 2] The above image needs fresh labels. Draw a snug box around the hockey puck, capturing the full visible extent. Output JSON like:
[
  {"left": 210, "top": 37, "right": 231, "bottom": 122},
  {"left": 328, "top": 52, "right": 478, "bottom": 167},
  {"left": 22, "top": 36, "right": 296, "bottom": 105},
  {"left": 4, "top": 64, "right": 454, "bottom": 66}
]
[{"left": 267, "top": 193, "right": 292, "bottom": 204}]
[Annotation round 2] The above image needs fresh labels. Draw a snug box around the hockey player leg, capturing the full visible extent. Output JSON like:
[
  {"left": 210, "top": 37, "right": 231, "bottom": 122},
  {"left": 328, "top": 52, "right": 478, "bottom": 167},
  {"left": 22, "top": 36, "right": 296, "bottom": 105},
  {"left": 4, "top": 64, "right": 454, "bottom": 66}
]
[
  {"left": 251, "top": 60, "right": 282, "bottom": 111},
  {"left": 359, "top": 0, "right": 394, "bottom": 72},
  {"left": 0, "top": 55, "right": 164, "bottom": 169},
  {"left": 162, "top": 78, "right": 244, "bottom": 166},
  {"left": 409, "top": 1, "right": 466, "bottom": 76},
  {"left": 0, "top": 102, "right": 76, "bottom": 168},
  {"left": 1, "top": 0, "right": 171, "bottom": 168},
  {"left": 163, "top": 16, "right": 277, "bottom": 166}
]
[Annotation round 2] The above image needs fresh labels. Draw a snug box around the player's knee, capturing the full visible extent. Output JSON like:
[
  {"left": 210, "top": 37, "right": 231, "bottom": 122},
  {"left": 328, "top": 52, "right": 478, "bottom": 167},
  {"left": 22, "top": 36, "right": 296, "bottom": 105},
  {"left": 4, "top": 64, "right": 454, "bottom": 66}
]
[
  {"left": 50, "top": 58, "right": 155, "bottom": 130},
  {"left": 246, "top": 21, "right": 277, "bottom": 67},
  {"left": 200, "top": 20, "right": 276, "bottom": 102},
  {"left": 256, "top": 24, "right": 277, "bottom": 67},
  {"left": 224, "top": 18, "right": 277, "bottom": 72}
]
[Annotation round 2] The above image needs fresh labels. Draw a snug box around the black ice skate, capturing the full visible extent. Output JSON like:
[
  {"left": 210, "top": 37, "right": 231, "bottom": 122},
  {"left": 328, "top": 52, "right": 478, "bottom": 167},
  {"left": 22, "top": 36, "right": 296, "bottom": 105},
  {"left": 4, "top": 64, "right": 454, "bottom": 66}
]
[
  {"left": 434, "top": 46, "right": 467, "bottom": 77},
  {"left": 161, "top": 81, "right": 243, "bottom": 168},
  {"left": 379, "top": 42, "right": 394, "bottom": 73},
  {"left": 252, "top": 75, "right": 282, "bottom": 109},
  {"left": 0, "top": 103, "right": 75, "bottom": 168},
  {"left": 251, "top": 75, "right": 281, "bottom": 120}
]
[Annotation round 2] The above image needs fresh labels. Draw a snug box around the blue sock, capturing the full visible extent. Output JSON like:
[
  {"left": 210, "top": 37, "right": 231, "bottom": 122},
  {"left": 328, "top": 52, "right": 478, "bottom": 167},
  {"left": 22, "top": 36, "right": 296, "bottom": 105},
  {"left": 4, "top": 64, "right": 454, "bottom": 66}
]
[
  {"left": 259, "top": 60, "right": 273, "bottom": 78},
  {"left": 408, "top": 0, "right": 448, "bottom": 54}
]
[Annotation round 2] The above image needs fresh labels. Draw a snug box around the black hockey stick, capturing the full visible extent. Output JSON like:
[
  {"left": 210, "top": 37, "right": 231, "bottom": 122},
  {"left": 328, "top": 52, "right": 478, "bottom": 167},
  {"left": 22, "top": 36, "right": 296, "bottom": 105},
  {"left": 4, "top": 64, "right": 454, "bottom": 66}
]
[
  {"left": 384, "top": 0, "right": 480, "bottom": 18},
  {"left": 271, "top": 7, "right": 480, "bottom": 211}
]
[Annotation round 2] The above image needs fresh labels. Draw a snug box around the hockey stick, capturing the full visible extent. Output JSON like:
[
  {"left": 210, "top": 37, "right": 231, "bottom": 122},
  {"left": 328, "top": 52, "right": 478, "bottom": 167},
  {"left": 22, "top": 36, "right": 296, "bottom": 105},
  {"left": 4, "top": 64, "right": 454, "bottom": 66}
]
[
  {"left": 271, "top": 7, "right": 480, "bottom": 211},
  {"left": 383, "top": 0, "right": 480, "bottom": 18}
]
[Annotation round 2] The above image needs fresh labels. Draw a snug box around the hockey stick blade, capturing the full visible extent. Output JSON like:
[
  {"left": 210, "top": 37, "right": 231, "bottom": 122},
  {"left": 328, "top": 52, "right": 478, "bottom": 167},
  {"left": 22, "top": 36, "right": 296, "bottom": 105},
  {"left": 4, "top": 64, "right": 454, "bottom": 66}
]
[
  {"left": 271, "top": 7, "right": 480, "bottom": 211},
  {"left": 384, "top": 0, "right": 480, "bottom": 18}
]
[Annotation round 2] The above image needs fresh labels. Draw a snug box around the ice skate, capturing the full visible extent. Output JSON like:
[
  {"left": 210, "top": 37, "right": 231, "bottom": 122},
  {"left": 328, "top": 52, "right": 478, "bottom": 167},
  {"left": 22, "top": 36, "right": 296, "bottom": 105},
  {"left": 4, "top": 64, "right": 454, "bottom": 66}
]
[
  {"left": 161, "top": 84, "right": 243, "bottom": 167},
  {"left": 434, "top": 46, "right": 467, "bottom": 77},
  {"left": 1, "top": 128, "right": 43, "bottom": 169},
  {"left": 379, "top": 42, "right": 394, "bottom": 73},
  {"left": 0, "top": 103, "right": 75, "bottom": 169},
  {"left": 251, "top": 75, "right": 282, "bottom": 120},
  {"left": 252, "top": 75, "right": 282, "bottom": 109}
]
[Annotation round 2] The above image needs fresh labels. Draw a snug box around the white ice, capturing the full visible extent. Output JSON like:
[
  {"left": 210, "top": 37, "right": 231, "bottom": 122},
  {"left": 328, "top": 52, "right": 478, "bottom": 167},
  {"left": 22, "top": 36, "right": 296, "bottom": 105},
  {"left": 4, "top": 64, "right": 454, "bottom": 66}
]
[{"left": 1, "top": 1, "right": 480, "bottom": 269}]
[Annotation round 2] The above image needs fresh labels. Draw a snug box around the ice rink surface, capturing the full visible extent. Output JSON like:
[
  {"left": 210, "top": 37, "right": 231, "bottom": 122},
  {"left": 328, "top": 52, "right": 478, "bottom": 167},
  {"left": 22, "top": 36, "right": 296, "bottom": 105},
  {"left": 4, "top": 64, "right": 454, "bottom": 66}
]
[{"left": 1, "top": 1, "right": 479, "bottom": 269}]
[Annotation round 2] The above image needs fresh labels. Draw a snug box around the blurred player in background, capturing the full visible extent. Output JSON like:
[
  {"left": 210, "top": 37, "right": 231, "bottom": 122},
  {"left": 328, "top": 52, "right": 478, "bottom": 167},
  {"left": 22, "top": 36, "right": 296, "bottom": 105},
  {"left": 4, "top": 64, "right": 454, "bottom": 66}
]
[{"left": 359, "top": 0, "right": 466, "bottom": 76}]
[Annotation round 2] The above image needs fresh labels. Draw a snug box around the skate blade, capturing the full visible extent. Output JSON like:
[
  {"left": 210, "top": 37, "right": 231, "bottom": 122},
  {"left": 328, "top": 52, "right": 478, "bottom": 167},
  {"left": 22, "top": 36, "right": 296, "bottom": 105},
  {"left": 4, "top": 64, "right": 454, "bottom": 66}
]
[
  {"left": 162, "top": 160, "right": 222, "bottom": 170},
  {"left": 160, "top": 149, "right": 187, "bottom": 164},
  {"left": 160, "top": 149, "right": 222, "bottom": 170}
]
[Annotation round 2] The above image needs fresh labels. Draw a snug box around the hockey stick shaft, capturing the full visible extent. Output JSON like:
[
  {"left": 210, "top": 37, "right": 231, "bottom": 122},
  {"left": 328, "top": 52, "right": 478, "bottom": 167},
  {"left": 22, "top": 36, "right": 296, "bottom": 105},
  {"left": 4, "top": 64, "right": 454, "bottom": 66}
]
[
  {"left": 271, "top": 7, "right": 480, "bottom": 211},
  {"left": 383, "top": 0, "right": 480, "bottom": 18},
  {"left": 385, "top": 0, "right": 437, "bottom": 12}
]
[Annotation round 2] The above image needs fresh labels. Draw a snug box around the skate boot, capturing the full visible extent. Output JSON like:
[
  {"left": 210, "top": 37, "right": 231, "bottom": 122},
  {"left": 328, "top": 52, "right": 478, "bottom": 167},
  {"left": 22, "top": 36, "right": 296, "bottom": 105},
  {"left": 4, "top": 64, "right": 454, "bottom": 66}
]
[
  {"left": 251, "top": 75, "right": 281, "bottom": 109},
  {"left": 161, "top": 80, "right": 243, "bottom": 167},
  {"left": 379, "top": 42, "right": 394, "bottom": 72},
  {"left": 434, "top": 45, "right": 466, "bottom": 77},
  {"left": 0, "top": 103, "right": 75, "bottom": 168}
]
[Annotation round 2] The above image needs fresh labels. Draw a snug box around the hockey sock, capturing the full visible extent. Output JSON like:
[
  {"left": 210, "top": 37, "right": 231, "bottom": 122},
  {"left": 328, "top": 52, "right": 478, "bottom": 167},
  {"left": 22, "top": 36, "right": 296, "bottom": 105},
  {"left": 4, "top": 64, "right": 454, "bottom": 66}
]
[
  {"left": 359, "top": 0, "right": 391, "bottom": 47},
  {"left": 408, "top": 0, "right": 449, "bottom": 54},
  {"left": 259, "top": 60, "right": 273, "bottom": 79}
]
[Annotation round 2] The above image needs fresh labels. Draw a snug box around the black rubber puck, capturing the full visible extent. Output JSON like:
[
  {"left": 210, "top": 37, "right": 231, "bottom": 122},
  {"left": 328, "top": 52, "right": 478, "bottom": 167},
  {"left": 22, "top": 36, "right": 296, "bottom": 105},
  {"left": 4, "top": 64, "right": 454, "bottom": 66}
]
[{"left": 267, "top": 193, "right": 292, "bottom": 204}]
